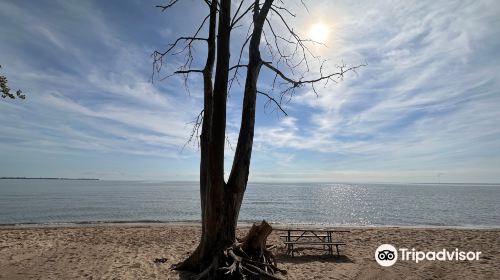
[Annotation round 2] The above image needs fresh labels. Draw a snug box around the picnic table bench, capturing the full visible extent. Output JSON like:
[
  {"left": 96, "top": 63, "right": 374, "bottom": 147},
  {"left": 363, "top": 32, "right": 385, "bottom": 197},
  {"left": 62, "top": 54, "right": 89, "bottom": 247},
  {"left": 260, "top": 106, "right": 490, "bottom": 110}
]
[{"left": 279, "top": 228, "right": 350, "bottom": 257}]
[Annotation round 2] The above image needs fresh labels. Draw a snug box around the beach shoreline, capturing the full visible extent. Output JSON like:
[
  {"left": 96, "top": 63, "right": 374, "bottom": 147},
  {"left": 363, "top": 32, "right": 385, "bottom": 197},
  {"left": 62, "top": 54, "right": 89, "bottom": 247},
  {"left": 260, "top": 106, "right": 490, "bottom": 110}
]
[
  {"left": 0, "top": 224, "right": 498, "bottom": 279},
  {"left": 1, "top": 221, "right": 499, "bottom": 230}
]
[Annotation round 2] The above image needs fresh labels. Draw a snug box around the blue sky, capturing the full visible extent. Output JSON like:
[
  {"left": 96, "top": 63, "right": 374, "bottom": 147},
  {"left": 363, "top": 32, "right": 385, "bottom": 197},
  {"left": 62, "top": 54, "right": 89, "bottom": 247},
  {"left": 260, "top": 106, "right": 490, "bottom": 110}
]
[{"left": 1, "top": 0, "right": 499, "bottom": 183}]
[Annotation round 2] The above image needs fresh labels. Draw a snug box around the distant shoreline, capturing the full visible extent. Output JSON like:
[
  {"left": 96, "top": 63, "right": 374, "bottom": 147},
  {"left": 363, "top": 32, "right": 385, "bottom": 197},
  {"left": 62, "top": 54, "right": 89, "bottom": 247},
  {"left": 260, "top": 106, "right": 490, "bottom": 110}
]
[{"left": 0, "top": 177, "right": 99, "bottom": 180}]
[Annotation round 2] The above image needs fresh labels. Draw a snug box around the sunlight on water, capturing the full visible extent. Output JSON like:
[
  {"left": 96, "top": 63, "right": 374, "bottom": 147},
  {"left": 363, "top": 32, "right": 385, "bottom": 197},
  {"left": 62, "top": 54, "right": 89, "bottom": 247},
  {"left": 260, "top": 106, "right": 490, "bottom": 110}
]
[{"left": 0, "top": 180, "right": 499, "bottom": 227}]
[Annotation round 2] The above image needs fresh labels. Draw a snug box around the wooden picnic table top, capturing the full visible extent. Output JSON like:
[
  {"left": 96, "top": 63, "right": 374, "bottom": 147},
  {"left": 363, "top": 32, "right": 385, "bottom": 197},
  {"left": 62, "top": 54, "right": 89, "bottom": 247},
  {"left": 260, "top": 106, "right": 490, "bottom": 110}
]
[
  {"left": 278, "top": 228, "right": 351, "bottom": 233},
  {"left": 283, "top": 241, "right": 346, "bottom": 245}
]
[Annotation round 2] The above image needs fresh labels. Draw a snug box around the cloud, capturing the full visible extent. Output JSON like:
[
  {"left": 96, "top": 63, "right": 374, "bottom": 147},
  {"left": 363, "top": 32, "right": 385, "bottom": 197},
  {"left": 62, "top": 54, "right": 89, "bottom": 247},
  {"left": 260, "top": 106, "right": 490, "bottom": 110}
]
[
  {"left": 250, "top": 0, "right": 500, "bottom": 181},
  {"left": 0, "top": 0, "right": 202, "bottom": 161},
  {"left": 0, "top": 0, "right": 499, "bottom": 182}
]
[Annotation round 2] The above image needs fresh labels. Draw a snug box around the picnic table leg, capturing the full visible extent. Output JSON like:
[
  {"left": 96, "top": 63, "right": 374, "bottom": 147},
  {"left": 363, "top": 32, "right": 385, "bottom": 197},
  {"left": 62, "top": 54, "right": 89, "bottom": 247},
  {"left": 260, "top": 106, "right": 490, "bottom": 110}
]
[
  {"left": 287, "top": 230, "right": 292, "bottom": 256},
  {"left": 336, "top": 244, "right": 340, "bottom": 256},
  {"left": 328, "top": 232, "right": 333, "bottom": 255}
]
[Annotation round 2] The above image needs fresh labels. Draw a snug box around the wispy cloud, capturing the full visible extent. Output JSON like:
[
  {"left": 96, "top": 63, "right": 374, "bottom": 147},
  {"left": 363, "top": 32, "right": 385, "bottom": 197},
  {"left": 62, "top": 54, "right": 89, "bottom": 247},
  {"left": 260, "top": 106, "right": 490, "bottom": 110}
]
[
  {"left": 0, "top": 1, "right": 203, "bottom": 162},
  {"left": 250, "top": 0, "right": 500, "bottom": 182},
  {"left": 0, "top": 0, "right": 499, "bottom": 182}
]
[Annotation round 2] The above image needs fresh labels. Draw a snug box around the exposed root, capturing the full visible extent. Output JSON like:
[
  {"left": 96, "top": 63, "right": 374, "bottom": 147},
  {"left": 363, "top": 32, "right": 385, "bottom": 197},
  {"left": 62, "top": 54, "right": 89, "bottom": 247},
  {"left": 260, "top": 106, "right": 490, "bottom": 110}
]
[
  {"left": 219, "top": 242, "right": 286, "bottom": 279},
  {"left": 175, "top": 220, "right": 286, "bottom": 280},
  {"left": 193, "top": 256, "right": 219, "bottom": 280}
]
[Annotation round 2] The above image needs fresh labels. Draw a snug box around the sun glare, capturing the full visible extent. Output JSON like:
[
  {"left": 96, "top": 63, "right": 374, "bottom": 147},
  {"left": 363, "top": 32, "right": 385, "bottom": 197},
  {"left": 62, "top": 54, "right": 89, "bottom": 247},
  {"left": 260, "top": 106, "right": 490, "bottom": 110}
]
[{"left": 308, "top": 23, "right": 329, "bottom": 44}]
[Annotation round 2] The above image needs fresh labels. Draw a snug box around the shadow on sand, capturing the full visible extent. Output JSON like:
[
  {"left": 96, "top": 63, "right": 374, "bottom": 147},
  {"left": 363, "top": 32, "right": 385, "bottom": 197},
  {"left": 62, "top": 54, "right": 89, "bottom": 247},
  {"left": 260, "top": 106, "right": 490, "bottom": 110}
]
[
  {"left": 177, "top": 271, "right": 196, "bottom": 280},
  {"left": 174, "top": 254, "right": 353, "bottom": 279},
  {"left": 277, "top": 253, "right": 354, "bottom": 264}
]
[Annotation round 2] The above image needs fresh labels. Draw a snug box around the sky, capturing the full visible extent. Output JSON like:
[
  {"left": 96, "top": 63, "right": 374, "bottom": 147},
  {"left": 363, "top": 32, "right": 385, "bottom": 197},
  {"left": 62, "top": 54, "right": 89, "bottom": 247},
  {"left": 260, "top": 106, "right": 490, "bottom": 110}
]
[{"left": 1, "top": 0, "right": 499, "bottom": 183}]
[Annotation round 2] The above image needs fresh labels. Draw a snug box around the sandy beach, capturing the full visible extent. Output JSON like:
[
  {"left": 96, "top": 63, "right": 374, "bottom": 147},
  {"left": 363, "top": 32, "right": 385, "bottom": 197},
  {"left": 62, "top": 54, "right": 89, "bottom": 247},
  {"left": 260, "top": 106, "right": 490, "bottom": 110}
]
[{"left": 0, "top": 224, "right": 498, "bottom": 279}]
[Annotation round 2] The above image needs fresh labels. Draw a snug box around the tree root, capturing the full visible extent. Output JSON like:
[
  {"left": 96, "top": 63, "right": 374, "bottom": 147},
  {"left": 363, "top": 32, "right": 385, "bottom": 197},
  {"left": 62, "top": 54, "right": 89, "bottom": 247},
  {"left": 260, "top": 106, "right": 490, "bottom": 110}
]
[
  {"left": 175, "top": 220, "right": 286, "bottom": 280},
  {"left": 188, "top": 242, "right": 286, "bottom": 280},
  {"left": 172, "top": 245, "right": 202, "bottom": 272},
  {"left": 219, "top": 242, "right": 287, "bottom": 279}
]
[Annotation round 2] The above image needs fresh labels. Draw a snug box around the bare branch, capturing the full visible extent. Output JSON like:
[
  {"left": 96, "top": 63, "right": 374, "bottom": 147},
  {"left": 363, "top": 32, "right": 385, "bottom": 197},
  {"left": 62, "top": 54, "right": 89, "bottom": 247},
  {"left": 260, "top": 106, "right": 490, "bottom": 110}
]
[
  {"left": 229, "top": 64, "right": 248, "bottom": 71},
  {"left": 156, "top": 0, "right": 180, "bottom": 12},
  {"left": 262, "top": 60, "right": 367, "bottom": 99},
  {"left": 231, "top": 2, "right": 255, "bottom": 28},
  {"left": 300, "top": 0, "right": 310, "bottom": 13},
  {"left": 152, "top": 13, "right": 210, "bottom": 83},
  {"left": 257, "top": 90, "right": 287, "bottom": 116},
  {"left": 183, "top": 109, "right": 204, "bottom": 150},
  {"left": 174, "top": 69, "right": 204, "bottom": 74},
  {"left": 153, "top": 37, "right": 207, "bottom": 58},
  {"left": 232, "top": 0, "right": 245, "bottom": 21},
  {"left": 262, "top": 61, "right": 297, "bottom": 85},
  {"left": 270, "top": 4, "right": 296, "bottom": 17},
  {"left": 226, "top": 135, "right": 234, "bottom": 151},
  {"left": 228, "top": 28, "right": 253, "bottom": 91}
]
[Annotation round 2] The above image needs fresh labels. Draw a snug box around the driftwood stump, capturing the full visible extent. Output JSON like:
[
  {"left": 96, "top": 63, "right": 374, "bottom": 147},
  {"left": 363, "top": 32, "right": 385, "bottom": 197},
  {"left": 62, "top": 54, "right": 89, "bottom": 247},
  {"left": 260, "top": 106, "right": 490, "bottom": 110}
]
[{"left": 190, "top": 220, "right": 286, "bottom": 280}]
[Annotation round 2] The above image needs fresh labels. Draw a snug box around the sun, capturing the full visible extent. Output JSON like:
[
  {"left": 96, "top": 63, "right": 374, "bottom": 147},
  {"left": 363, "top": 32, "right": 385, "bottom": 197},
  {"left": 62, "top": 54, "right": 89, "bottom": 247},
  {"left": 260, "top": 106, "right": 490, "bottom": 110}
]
[{"left": 308, "top": 23, "right": 329, "bottom": 44}]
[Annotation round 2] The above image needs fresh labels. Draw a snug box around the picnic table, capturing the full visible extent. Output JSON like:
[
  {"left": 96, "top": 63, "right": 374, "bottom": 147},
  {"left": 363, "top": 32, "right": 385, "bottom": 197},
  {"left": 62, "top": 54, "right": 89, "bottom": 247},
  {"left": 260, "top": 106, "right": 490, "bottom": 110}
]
[{"left": 279, "top": 228, "right": 350, "bottom": 257}]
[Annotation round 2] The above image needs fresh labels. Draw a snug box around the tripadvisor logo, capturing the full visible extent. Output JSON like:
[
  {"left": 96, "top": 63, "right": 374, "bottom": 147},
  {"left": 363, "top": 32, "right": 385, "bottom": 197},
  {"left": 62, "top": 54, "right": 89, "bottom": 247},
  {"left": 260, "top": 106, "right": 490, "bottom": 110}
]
[
  {"left": 375, "top": 244, "right": 482, "bottom": 267},
  {"left": 375, "top": 244, "right": 397, "bottom": 266}
]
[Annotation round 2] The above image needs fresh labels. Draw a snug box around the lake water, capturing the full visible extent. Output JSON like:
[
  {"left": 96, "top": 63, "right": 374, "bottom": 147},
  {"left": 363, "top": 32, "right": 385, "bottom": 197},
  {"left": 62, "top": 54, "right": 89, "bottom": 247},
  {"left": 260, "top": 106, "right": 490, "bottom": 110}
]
[{"left": 0, "top": 180, "right": 499, "bottom": 228}]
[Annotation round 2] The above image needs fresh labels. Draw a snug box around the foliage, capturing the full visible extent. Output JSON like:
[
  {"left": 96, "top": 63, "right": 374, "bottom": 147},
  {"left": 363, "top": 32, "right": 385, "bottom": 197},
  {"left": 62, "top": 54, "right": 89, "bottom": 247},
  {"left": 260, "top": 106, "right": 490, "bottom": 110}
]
[{"left": 0, "top": 65, "right": 25, "bottom": 100}]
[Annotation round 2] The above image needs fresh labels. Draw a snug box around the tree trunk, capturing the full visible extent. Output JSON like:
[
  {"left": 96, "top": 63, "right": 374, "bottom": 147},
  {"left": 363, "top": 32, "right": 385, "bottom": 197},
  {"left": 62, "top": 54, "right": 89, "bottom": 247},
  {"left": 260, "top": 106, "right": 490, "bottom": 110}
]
[
  {"left": 172, "top": 1, "right": 280, "bottom": 279},
  {"left": 173, "top": 0, "right": 239, "bottom": 273},
  {"left": 173, "top": 183, "right": 245, "bottom": 275}
]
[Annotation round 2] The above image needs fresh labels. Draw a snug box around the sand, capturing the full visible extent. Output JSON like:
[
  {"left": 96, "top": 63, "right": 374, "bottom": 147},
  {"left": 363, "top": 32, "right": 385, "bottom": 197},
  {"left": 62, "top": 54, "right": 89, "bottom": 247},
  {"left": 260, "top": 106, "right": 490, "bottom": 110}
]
[{"left": 0, "top": 224, "right": 498, "bottom": 279}]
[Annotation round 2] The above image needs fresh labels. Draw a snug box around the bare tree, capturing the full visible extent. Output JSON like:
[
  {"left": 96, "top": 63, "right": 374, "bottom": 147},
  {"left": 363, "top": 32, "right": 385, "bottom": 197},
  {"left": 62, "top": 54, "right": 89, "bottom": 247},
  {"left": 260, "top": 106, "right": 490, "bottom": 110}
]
[
  {"left": 1, "top": 65, "right": 25, "bottom": 100},
  {"left": 153, "top": 0, "right": 364, "bottom": 278}
]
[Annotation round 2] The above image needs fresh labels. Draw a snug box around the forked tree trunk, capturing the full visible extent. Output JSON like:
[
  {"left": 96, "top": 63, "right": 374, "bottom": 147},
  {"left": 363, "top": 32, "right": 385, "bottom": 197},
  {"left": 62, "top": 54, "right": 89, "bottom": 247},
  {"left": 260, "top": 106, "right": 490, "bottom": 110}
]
[{"left": 172, "top": 0, "right": 279, "bottom": 279}]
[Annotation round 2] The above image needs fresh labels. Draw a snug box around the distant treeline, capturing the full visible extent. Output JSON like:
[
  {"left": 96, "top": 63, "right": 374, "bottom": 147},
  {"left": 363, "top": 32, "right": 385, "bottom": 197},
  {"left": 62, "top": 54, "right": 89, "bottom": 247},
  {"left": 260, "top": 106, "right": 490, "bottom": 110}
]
[{"left": 0, "top": 177, "right": 99, "bottom": 180}]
